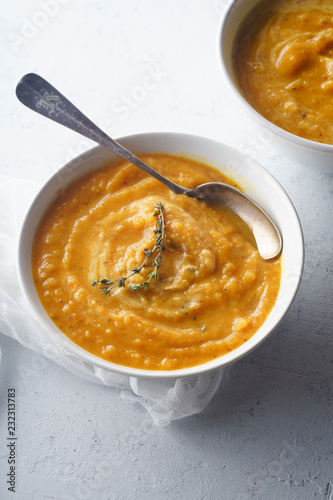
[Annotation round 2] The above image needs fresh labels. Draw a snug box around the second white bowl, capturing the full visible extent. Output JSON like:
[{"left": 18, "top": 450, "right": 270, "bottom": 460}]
[{"left": 217, "top": 0, "right": 333, "bottom": 167}]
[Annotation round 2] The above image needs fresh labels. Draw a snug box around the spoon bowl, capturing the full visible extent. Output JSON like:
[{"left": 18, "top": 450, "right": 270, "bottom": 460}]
[{"left": 15, "top": 73, "right": 282, "bottom": 259}]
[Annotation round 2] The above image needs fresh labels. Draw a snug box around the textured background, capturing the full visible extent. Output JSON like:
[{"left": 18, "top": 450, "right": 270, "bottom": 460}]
[{"left": 1, "top": 0, "right": 333, "bottom": 498}]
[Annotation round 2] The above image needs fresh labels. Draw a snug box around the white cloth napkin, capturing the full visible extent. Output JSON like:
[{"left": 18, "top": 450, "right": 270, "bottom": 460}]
[{"left": 0, "top": 176, "right": 226, "bottom": 426}]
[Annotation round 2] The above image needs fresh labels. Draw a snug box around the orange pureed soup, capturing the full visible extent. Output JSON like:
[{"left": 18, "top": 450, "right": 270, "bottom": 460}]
[
  {"left": 32, "top": 154, "right": 281, "bottom": 371},
  {"left": 233, "top": 0, "right": 333, "bottom": 144}
]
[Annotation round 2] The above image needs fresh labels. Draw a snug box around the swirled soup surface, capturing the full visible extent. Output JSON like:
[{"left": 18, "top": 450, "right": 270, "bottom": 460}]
[
  {"left": 32, "top": 154, "right": 281, "bottom": 371},
  {"left": 233, "top": 0, "right": 333, "bottom": 144}
]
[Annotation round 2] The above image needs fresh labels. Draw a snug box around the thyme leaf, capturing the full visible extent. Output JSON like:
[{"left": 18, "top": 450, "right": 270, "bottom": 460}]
[{"left": 91, "top": 202, "right": 166, "bottom": 295}]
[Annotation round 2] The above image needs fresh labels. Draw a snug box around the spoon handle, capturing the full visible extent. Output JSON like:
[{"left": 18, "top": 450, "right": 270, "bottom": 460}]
[{"left": 15, "top": 73, "right": 185, "bottom": 195}]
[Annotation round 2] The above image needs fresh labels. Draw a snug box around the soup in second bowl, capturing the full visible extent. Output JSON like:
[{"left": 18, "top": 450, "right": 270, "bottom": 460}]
[{"left": 233, "top": 0, "right": 333, "bottom": 144}]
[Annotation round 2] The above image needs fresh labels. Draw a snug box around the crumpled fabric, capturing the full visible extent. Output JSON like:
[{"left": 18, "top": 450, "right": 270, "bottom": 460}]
[{"left": 0, "top": 176, "right": 226, "bottom": 426}]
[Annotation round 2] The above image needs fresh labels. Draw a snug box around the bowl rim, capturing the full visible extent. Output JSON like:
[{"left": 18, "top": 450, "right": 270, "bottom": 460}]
[
  {"left": 17, "top": 131, "right": 304, "bottom": 379},
  {"left": 216, "top": 0, "right": 333, "bottom": 154}
]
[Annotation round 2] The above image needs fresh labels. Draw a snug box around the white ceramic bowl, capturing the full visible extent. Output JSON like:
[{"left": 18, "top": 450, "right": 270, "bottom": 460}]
[
  {"left": 18, "top": 132, "right": 304, "bottom": 378},
  {"left": 217, "top": 0, "right": 333, "bottom": 167}
]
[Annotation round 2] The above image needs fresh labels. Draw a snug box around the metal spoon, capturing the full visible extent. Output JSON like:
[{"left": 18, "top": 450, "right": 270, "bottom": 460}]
[{"left": 16, "top": 73, "right": 282, "bottom": 259}]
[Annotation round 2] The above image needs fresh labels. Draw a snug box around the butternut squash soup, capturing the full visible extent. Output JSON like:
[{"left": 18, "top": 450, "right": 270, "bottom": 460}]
[
  {"left": 32, "top": 154, "right": 281, "bottom": 371},
  {"left": 233, "top": 0, "right": 333, "bottom": 144}
]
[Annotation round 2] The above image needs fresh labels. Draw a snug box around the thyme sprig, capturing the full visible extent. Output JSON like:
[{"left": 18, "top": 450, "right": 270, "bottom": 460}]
[{"left": 91, "top": 202, "right": 166, "bottom": 295}]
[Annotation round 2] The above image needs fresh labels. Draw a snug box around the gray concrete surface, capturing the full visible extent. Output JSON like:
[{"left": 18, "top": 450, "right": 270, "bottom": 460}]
[{"left": 1, "top": 1, "right": 332, "bottom": 498}]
